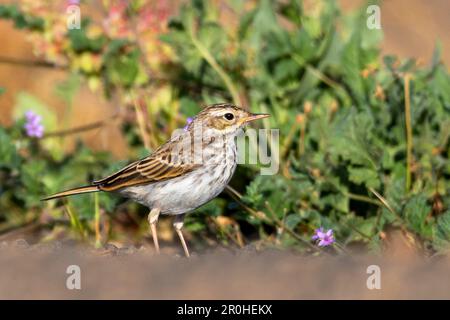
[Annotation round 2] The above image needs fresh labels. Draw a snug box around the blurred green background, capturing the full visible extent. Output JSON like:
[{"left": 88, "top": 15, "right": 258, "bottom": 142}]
[{"left": 0, "top": 0, "right": 449, "bottom": 255}]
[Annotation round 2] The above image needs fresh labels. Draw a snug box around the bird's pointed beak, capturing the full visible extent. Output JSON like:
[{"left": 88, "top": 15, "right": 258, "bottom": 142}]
[{"left": 243, "top": 113, "right": 270, "bottom": 123}]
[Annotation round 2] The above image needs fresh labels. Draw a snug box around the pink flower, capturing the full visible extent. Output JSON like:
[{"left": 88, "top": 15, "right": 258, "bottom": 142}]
[
  {"left": 312, "top": 227, "right": 335, "bottom": 247},
  {"left": 24, "top": 110, "right": 44, "bottom": 138},
  {"left": 183, "top": 117, "right": 193, "bottom": 131}
]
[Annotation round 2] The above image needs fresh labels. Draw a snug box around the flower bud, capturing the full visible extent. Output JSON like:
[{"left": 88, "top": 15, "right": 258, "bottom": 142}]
[
  {"left": 303, "top": 101, "right": 313, "bottom": 114},
  {"left": 296, "top": 113, "right": 305, "bottom": 124}
]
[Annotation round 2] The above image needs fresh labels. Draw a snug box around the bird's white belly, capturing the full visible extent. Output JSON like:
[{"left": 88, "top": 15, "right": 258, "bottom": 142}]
[{"left": 119, "top": 152, "right": 236, "bottom": 215}]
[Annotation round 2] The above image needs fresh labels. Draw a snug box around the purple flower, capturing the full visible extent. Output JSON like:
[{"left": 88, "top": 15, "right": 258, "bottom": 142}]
[
  {"left": 24, "top": 110, "right": 44, "bottom": 138},
  {"left": 183, "top": 117, "right": 193, "bottom": 131},
  {"left": 312, "top": 227, "right": 335, "bottom": 247}
]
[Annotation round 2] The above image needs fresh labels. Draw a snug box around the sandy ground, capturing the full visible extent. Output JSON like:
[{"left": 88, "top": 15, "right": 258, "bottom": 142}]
[{"left": 1, "top": 237, "right": 449, "bottom": 300}]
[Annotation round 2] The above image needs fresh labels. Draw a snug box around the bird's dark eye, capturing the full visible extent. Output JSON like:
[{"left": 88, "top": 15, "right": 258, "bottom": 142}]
[{"left": 224, "top": 113, "right": 234, "bottom": 120}]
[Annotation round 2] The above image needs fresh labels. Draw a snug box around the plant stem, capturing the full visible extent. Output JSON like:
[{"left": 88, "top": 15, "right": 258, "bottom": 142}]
[
  {"left": 65, "top": 204, "right": 85, "bottom": 239},
  {"left": 132, "top": 93, "right": 151, "bottom": 150},
  {"left": 281, "top": 122, "right": 300, "bottom": 159},
  {"left": 42, "top": 113, "right": 121, "bottom": 139},
  {"left": 224, "top": 186, "right": 322, "bottom": 252},
  {"left": 369, "top": 187, "right": 406, "bottom": 226},
  {"left": 263, "top": 201, "right": 321, "bottom": 251},
  {"left": 291, "top": 53, "right": 349, "bottom": 102},
  {"left": 345, "top": 222, "right": 372, "bottom": 240},
  {"left": 333, "top": 241, "right": 351, "bottom": 255},
  {"left": 94, "top": 193, "right": 101, "bottom": 248},
  {"left": 346, "top": 192, "right": 382, "bottom": 206},
  {"left": 0, "top": 55, "right": 67, "bottom": 69},
  {"left": 141, "top": 91, "right": 162, "bottom": 148},
  {"left": 188, "top": 25, "right": 241, "bottom": 106},
  {"left": 404, "top": 73, "right": 413, "bottom": 192},
  {"left": 298, "top": 121, "right": 306, "bottom": 157}
]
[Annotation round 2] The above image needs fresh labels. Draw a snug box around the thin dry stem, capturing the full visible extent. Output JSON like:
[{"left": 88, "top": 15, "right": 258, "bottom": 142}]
[{"left": 404, "top": 74, "right": 413, "bottom": 192}]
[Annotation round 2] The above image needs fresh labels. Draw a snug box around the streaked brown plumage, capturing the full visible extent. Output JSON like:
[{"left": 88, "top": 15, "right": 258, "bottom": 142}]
[{"left": 42, "top": 103, "right": 269, "bottom": 256}]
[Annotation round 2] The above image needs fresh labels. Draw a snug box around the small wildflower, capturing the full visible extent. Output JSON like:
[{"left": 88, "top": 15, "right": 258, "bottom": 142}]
[
  {"left": 329, "top": 99, "right": 338, "bottom": 113},
  {"left": 24, "top": 110, "right": 44, "bottom": 138},
  {"left": 303, "top": 101, "right": 313, "bottom": 114},
  {"left": 312, "top": 227, "right": 335, "bottom": 247},
  {"left": 374, "top": 84, "right": 385, "bottom": 101},
  {"left": 361, "top": 68, "right": 370, "bottom": 79},
  {"left": 295, "top": 113, "right": 305, "bottom": 124},
  {"left": 183, "top": 117, "right": 193, "bottom": 131}
]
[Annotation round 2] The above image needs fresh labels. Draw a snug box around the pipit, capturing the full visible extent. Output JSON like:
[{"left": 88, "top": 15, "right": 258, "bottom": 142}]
[{"left": 43, "top": 103, "right": 269, "bottom": 257}]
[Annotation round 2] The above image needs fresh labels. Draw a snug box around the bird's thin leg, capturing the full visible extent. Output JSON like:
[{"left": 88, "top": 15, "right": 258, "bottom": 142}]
[
  {"left": 173, "top": 215, "right": 190, "bottom": 258},
  {"left": 148, "top": 208, "right": 161, "bottom": 254}
]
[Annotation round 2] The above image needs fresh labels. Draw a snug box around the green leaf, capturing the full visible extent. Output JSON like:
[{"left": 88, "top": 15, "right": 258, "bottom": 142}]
[
  {"left": 328, "top": 109, "right": 379, "bottom": 168},
  {"left": 17, "top": 160, "right": 47, "bottom": 206},
  {"left": 434, "top": 210, "right": 450, "bottom": 250},
  {"left": 0, "top": 127, "right": 20, "bottom": 168},
  {"left": 285, "top": 214, "right": 302, "bottom": 230},
  {"left": 0, "top": 4, "right": 44, "bottom": 30},
  {"left": 403, "top": 195, "right": 432, "bottom": 236},
  {"left": 13, "top": 91, "right": 63, "bottom": 159},
  {"left": 242, "top": 177, "right": 263, "bottom": 208},
  {"left": 13, "top": 92, "right": 58, "bottom": 132},
  {"left": 106, "top": 49, "right": 141, "bottom": 87},
  {"left": 198, "top": 22, "right": 227, "bottom": 55},
  {"left": 274, "top": 59, "right": 300, "bottom": 83},
  {"left": 180, "top": 97, "right": 201, "bottom": 117},
  {"left": 68, "top": 25, "right": 106, "bottom": 53},
  {"left": 321, "top": 193, "right": 349, "bottom": 213},
  {"left": 250, "top": 0, "right": 280, "bottom": 39},
  {"left": 348, "top": 167, "right": 380, "bottom": 189},
  {"left": 54, "top": 74, "right": 81, "bottom": 104}
]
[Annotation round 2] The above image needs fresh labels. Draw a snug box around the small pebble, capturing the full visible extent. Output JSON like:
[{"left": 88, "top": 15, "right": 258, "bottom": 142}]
[
  {"left": 117, "top": 246, "right": 137, "bottom": 256},
  {"left": 103, "top": 243, "right": 118, "bottom": 251},
  {"left": 95, "top": 243, "right": 119, "bottom": 256},
  {"left": 13, "top": 239, "right": 29, "bottom": 249}
]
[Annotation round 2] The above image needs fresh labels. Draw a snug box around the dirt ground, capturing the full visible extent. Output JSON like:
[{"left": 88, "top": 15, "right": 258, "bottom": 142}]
[{"left": 1, "top": 233, "right": 449, "bottom": 300}]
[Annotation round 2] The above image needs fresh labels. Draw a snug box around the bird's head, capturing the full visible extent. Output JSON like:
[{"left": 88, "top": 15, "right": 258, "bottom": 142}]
[{"left": 187, "top": 103, "right": 269, "bottom": 136}]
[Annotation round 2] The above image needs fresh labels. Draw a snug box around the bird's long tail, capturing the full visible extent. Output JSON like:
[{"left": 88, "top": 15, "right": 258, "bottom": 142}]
[{"left": 41, "top": 185, "right": 100, "bottom": 201}]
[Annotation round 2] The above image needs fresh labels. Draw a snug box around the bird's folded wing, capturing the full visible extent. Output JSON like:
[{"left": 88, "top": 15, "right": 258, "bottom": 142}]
[{"left": 93, "top": 141, "right": 199, "bottom": 191}]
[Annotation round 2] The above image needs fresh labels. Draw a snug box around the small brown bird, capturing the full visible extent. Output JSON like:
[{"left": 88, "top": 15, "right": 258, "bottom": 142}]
[{"left": 42, "top": 103, "right": 269, "bottom": 257}]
